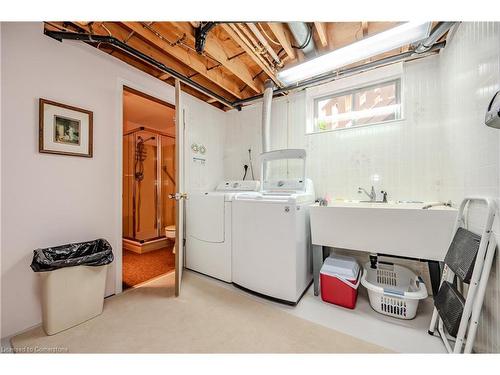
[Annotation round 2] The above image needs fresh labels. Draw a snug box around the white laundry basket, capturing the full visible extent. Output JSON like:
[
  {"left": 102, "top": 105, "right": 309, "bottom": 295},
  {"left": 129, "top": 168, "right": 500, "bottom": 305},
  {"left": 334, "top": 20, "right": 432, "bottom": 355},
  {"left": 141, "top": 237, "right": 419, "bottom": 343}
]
[{"left": 361, "top": 262, "right": 428, "bottom": 320}]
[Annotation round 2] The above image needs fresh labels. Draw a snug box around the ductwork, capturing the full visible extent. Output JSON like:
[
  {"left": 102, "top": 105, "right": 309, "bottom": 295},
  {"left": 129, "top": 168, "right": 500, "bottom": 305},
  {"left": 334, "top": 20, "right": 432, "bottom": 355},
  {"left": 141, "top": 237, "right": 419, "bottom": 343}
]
[
  {"left": 262, "top": 80, "right": 274, "bottom": 153},
  {"left": 287, "top": 22, "right": 316, "bottom": 56},
  {"left": 45, "top": 24, "right": 454, "bottom": 112},
  {"left": 415, "top": 22, "right": 456, "bottom": 53}
]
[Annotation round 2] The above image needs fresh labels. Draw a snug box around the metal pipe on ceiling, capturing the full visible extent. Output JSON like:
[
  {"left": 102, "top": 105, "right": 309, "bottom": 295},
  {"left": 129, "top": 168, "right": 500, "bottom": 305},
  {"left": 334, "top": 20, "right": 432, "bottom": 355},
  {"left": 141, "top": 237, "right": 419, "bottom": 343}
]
[
  {"left": 233, "top": 21, "right": 458, "bottom": 107},
  {"left": 232, "top": 23, "right": 277, "bottom": 72},
  {"left": 45, "top": 21, "right": 456, "bottom": 111},
  {"left": 287, "top": 22, "right": 316, "bottom": 56},
  {"left": 232, "top": 41, "right": 447, "bottom": 107},
  {"left": 43, "top": 29, "right": 240, "bottom": 110},
  {"left": 415, "top": 22, "right": 457, "bottom": 53},
  {"left": 246, "top": 23, "right": 283, "bottom": 67}
]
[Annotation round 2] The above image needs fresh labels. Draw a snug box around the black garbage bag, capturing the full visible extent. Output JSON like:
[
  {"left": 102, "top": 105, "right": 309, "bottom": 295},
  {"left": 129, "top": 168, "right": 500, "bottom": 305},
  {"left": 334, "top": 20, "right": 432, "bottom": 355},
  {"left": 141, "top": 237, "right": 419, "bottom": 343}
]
[{"left": 30, "top": 238, "right": 114, "bottom": 272}]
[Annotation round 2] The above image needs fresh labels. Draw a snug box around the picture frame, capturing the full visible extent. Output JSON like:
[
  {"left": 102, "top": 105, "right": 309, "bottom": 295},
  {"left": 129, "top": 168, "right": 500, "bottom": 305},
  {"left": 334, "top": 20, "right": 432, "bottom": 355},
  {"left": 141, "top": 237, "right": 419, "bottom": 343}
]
[{"left": 39, "top": 98, "right": 93, "bottom": 157}]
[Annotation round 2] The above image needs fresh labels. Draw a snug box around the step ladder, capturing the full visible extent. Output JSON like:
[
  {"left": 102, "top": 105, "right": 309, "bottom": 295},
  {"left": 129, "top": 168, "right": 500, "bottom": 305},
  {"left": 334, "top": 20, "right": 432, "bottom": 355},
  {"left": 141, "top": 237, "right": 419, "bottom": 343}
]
[{"left": 428, "top": 197, "right": 497, "bottom": 353}]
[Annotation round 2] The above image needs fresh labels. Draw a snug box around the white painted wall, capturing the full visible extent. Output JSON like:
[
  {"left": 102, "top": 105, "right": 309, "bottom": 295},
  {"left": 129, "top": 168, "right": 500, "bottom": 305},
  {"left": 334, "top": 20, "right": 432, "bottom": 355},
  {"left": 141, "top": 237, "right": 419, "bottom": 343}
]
[
  {"left": 224, "top": 22, "right": 500, "bottom": 352},
  {"left": 0, "top": 22, "right": 226, "bottom": 338}
]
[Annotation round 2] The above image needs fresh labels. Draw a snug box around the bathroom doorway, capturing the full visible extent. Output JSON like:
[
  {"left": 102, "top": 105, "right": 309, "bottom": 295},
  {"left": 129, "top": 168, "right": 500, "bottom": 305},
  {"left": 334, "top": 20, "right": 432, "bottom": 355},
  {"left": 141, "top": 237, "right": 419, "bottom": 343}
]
[{"left": 122, "top": 86, "right": 177, "bottom": 290}]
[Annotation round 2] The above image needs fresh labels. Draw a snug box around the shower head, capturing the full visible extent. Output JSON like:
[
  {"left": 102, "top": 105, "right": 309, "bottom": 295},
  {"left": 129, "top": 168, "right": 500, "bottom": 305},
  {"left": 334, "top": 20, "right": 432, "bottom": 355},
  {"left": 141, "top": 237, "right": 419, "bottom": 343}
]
[{"left": 137, "top": 136, "right": 155, "bottom": 144}]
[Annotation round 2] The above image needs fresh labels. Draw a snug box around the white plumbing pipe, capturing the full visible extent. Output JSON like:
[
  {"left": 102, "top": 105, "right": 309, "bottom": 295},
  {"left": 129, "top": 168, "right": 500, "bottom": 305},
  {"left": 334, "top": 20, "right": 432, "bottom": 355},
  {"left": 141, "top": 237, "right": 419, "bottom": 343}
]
[
  {"left": 246, "top": 23, "right": 282, "bottom": 66},
  {"left": 262, "top": 80, "right": 274, "bottom": 153}
]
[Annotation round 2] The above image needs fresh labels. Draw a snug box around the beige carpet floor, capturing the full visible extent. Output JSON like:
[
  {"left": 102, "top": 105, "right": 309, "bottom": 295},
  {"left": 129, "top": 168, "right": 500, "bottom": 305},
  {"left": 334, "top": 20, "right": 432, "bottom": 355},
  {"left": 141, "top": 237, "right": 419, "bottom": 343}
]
[{"left": 11, "top": 271, "right": 389, "bottom": 353}]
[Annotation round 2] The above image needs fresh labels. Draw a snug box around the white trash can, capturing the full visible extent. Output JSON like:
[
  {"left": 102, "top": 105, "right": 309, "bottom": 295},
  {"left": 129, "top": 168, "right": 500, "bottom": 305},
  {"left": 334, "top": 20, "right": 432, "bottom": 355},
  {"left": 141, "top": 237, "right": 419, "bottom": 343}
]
[
  {"left": 39, "top": 265, "right": 109, "bottom": 335},
  {"left": 31, "top": 238, "right": 113, "bottom": 335}
]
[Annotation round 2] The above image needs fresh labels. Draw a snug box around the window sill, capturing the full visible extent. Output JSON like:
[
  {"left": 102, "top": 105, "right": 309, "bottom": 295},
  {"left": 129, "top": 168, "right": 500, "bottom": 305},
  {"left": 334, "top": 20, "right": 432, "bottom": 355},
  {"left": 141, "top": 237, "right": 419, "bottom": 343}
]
[{"left": 306, "top": 117, "right": 406, "bottom": 136}]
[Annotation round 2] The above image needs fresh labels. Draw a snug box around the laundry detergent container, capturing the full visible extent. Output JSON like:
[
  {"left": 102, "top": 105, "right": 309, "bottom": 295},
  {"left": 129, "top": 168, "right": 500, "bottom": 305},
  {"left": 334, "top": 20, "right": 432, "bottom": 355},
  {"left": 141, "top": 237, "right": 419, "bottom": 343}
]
[
  {"left": 31, "top": 239, "right": 114, "bottom": 335},
  {"left": 320, "top": 255, "right": 361, "bottom": 309}
]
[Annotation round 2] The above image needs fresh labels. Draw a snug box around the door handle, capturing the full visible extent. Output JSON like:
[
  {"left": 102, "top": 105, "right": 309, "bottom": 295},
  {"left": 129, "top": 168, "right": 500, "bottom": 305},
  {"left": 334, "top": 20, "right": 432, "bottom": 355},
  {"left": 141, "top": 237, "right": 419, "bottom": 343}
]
[{"left": 168, "top": 193, "right": 188, "bottom": 200}]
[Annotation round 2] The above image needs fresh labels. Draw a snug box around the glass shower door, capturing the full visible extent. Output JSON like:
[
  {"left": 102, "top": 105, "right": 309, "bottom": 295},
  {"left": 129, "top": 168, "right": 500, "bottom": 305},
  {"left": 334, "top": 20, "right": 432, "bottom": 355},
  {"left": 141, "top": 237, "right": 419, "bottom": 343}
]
[{"left": 123, "top": 130, "right": 161, "bottom": 242}]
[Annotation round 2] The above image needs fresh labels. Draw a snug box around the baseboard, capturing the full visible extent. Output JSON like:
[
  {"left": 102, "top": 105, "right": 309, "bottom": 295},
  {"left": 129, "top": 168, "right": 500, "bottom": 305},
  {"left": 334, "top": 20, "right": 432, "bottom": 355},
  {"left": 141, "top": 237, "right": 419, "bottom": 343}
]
[{"left": 1, "top": 322, "right": 43, "bottom": 352}]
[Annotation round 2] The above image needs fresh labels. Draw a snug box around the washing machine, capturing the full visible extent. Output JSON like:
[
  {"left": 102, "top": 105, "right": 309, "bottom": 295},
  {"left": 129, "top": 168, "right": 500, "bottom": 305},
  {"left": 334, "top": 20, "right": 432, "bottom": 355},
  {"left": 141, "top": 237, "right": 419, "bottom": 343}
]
[
  {"left": 232, "top": 149, "right": 315, "bottom": 304},
  {"left": 186, "top": 180, "right": 259, "bottom": 282}
]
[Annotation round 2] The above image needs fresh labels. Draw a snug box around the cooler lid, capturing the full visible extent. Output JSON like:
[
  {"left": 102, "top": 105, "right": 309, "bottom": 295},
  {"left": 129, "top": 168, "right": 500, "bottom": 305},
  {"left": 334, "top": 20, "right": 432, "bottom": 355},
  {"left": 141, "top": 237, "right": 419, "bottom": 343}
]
[{"left": 320, "top": 255, "right": 360, "bottom": 280}]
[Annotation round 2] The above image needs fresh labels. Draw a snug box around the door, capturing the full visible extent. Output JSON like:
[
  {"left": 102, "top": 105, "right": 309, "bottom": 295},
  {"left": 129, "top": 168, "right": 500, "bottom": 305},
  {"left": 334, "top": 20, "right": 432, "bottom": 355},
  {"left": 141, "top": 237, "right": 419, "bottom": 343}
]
[{"left": 174, "top": 79, "right": 187, "bottom": 296}]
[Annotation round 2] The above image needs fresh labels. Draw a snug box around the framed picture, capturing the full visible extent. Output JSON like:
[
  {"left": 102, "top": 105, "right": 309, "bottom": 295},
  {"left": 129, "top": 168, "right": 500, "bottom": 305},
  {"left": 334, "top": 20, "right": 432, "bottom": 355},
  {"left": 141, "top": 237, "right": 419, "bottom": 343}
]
[{"left": 39, "top": 98, "right": 93, "bottom": 157}]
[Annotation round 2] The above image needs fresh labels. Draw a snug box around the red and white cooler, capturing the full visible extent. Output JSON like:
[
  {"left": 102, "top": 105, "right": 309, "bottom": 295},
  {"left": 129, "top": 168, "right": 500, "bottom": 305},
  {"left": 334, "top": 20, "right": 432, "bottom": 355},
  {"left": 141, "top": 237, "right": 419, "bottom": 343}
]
[{"left": 320, "top": 255, "right": 361, "bottom": 309}]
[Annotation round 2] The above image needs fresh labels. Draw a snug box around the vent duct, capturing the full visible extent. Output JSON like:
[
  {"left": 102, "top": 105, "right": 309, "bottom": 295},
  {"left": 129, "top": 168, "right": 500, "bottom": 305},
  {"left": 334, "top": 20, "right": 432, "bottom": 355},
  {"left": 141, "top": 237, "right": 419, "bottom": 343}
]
[
  {"left": 287, "top": 22, "right": 316, "bottom": 56},
  {"left": 262, "top": 80, "right": 274, "bottom": 153}
]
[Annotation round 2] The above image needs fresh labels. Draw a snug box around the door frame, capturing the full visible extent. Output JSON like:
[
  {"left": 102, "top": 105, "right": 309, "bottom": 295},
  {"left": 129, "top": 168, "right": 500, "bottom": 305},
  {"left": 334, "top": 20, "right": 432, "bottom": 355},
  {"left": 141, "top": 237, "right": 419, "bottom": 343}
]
[{"left": 115, "top": 78, "right": 176, "bottom": 295}]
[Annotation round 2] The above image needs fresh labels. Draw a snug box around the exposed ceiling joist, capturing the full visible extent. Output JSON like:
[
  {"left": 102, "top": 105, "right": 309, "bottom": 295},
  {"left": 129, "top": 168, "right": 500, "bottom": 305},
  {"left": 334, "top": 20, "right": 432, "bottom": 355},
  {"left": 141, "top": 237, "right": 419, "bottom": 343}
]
[
  {"left": 268, "top": 23, "right": 296, "bottom": 60},
  {"left": 168, "top": 22, "right": 263, "bottom": 94},
  {"left": 313, "top": 22, "right": 328, "bottom": 47},
  {"left": 45, "top": 21, "right": 454, "bottom": 111},
  {"left": 93, "top": 22, "right": 238, "bottom": 107},
  {"left": 220, "top": 23, "right": 281, "bottom": 86},
  {"left": 121, "top": 21, "right": 244, "bottom": 99},
  {"left": 362, "top": 21, "right": 369, "bottom": 37}
]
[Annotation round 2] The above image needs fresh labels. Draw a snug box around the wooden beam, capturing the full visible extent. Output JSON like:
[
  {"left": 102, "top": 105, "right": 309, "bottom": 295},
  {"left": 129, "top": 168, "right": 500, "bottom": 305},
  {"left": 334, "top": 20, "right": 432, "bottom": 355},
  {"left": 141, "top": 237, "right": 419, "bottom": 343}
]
[
  {"left": 92, "top": 23, "right": 237, "bottom": 105},
  {"left": 268, "top": 23, "right": 295, "bottom": 60},
  {"left": 157, "top": 72, "right": 170, "bottom": 80},
  {"left": 168, "top": 22, "right": 263, "bottom": 94},
  {"left": 313, "top": 22, "right": 328, "bottom": 47},
  {"left": 362, "top": 21, "right": 369, "bottom": 38},
  {"left": 121, "top": 22, "right": 244, "bottom": 99},
  {"left": 220, "top": 23, "right": 281, "bottom": 87}
]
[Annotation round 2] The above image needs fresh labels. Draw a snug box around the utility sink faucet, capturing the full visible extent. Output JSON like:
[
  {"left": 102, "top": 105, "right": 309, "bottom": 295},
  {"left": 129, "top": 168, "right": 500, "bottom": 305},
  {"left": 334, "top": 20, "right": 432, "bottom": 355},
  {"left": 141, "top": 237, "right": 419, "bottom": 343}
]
[{"left": 358, "top": 186, "right": 377, "bottom": 201}]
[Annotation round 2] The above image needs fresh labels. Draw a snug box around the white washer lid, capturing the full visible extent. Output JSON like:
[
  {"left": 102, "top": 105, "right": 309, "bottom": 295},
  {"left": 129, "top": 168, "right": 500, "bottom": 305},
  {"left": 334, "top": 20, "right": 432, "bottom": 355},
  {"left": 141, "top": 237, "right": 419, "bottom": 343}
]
[{"left": 320, "top": 255, "right": 360, "bottom": 280}]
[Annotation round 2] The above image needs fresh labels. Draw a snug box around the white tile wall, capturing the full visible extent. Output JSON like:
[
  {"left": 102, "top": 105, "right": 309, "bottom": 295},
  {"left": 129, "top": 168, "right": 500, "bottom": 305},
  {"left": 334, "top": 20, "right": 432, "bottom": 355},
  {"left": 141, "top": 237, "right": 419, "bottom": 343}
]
[
  {"left": 223, "top": 22, "right": 500, "bottom": 352},
  {"left": 225, "top": 56, "right": 444, "bottom": 203},
  {"left": 439, "top": 22, "right": 500, "bottom": 353}
]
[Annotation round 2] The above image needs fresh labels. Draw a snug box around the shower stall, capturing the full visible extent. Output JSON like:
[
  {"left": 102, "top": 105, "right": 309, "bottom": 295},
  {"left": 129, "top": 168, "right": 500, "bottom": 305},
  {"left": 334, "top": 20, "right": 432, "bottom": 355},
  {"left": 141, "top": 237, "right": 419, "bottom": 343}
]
[{"left": 123, "top": 127, "right": 176, "bottom": 250}]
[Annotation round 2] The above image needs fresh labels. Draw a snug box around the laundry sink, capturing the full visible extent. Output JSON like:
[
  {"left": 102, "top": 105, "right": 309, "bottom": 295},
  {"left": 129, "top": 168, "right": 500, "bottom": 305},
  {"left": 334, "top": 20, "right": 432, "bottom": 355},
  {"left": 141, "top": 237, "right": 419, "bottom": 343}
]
[{"left": 309, "top": 201, "right": 458, "bottom": 261}]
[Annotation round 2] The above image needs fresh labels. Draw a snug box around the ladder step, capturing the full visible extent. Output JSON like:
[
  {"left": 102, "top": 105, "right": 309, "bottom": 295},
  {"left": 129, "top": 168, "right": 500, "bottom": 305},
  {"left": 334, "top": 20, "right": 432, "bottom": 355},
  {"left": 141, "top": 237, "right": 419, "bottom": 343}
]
[
  {"left": 435, "top": 281, "right": 465, "bottom": 337},
  {"left": 445, "top": 227, "right": 481, "bottom": 283}
]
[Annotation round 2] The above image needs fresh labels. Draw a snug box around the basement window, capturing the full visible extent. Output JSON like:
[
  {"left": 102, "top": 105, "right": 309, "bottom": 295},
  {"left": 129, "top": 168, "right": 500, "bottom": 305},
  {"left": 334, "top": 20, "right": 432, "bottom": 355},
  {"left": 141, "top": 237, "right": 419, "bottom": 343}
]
[{"left": 312, "top": 79, "right": 402, "bottom": 132}]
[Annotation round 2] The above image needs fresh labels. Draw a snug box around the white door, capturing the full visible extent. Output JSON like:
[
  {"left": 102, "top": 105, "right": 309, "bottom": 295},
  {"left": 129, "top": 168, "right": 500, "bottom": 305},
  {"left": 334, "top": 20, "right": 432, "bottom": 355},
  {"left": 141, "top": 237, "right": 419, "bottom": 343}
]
[{"left": 174, "top": 79, "right": 187, "bottom": 296}]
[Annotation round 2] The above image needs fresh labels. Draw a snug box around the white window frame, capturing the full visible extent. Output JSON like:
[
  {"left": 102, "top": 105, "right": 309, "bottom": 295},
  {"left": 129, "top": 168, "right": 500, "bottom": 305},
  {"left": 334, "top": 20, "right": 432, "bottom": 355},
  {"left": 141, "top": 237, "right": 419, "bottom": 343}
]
[{"left": 305, "top": 63, "right": 405, "bottom": 135}]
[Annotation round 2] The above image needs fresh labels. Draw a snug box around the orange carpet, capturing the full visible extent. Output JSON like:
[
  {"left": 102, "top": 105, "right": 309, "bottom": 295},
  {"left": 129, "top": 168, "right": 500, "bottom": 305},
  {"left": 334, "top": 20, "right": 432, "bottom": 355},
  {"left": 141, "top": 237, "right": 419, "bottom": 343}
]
[{"left": 122, "top": 247, "right": 175, "bottom": 289}]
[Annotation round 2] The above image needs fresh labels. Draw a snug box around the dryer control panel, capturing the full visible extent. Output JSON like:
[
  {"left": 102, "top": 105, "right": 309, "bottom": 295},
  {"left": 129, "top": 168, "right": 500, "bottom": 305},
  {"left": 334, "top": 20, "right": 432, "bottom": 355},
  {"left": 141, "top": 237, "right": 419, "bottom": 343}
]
[{"left": 216, "top": 180, "right": 260, "bottom": 191}]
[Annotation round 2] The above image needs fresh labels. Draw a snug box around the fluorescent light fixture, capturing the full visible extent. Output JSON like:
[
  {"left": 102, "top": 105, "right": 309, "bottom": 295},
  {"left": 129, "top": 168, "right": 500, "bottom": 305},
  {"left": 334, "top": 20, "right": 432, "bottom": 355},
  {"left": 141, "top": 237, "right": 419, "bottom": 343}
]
[{"left": 278, "top": 22, "right": 431, "bottom": 84}]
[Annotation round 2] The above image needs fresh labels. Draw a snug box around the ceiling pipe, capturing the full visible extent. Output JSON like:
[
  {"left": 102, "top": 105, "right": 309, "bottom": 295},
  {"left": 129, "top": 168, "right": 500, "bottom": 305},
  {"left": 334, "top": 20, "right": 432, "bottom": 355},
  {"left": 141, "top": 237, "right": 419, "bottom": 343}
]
[
  {"left": 228, "top": 23, "right": 277, "bottom": 78},
  {"left": 246, "top": 23, "right": 283, "bottom": 67},
  {"left": 415, "top": 22, "right": 457, "bottom": 53},
  {"left": 44, "top": 29, "right": 240, "bottom": 110},
  {"left": 195, "top": 22, "right": 218, "bottom": 54},
  {"left": 233, "top": 41, "right": 447, "bottom": 107},
  {"left": 287, "top": 22, "right": 316, "bottom": 56},
  {"left": 44, "top": 25, "right": 453, "bottom": 111}
]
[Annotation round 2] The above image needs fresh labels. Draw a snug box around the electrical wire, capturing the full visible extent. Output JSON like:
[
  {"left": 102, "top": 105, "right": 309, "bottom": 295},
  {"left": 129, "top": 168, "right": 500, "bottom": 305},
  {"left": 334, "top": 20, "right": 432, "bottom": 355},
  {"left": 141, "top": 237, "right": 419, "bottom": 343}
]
[
  {"left": 257, "top": 23, "right": 281, "bottom": 47},
  {"left": 291, "top": 23, "right": 313, "bottom": 50}
]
